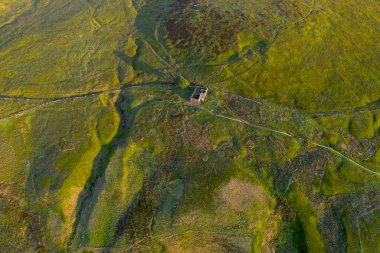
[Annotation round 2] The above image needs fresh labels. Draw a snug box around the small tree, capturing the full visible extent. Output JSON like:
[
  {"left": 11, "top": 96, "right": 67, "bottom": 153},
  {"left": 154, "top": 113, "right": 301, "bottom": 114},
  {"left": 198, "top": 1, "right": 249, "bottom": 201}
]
[{"left": 175, "top": 76, "right": 190, "bottom": 89}]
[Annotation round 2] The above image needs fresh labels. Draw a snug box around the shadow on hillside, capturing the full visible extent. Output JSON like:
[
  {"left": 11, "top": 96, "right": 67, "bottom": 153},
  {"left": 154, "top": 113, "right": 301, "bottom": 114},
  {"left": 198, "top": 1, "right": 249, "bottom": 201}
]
[
  {"left": 67, "top": 89, "right": 157, "bottom": 250},
  {"left": 114, "top": 44, "right": 164, "bottom": 77}
]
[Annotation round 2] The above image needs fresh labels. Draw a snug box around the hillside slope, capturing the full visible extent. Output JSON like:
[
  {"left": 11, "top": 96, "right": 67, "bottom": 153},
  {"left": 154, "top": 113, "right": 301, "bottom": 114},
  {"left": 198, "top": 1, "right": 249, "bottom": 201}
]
[{"left": 0, "top": 0, "right": 379, "bottom": 252}]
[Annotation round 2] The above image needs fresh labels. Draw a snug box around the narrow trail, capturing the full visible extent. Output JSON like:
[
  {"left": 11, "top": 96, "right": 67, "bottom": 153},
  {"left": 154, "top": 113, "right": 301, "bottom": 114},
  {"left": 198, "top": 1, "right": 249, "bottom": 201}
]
[
  {"left": 0, "top": 82, "right": 261, "bottom": 123},
  {"left": 2, "top": 82, "right": 377, "bottom": 121},
  {"left": 196, "top": 106, "right": 380, "bottom": 177},
  {"left": 0, "top": 82, "right": 172, "bottom": 102},
  {"left": 0, "top": 91, "right": 102, "bottom": 102},
  {"left": 0, "top": 82, "right": 172, "bottom": 123},
  {"left": 198, "top": 107, "right": 291, "bottom": 137},
  {"left": 310, "top": 142, "right": 380, "bottom": 177},
  {"left": 0, "top": 100, "right": 59, "bottom": 124},
  {"left": 1, "top": 82, "right": 379, "bottom": 177}
]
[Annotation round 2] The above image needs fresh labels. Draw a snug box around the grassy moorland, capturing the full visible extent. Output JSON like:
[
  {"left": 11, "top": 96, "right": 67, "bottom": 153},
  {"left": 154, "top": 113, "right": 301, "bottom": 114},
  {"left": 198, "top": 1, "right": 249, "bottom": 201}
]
[{"left": 0, "top": 0, "right": 379, "bottom": 252}]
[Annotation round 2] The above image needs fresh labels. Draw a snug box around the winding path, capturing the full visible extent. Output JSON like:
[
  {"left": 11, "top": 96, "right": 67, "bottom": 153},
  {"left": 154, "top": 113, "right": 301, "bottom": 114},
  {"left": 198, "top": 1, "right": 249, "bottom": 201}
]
[
  {"left": 0, "top": 82, "right": 172, "bottom": 123},
  {"left": 196, "top": 106, "right": 380, "bottom": 177},
  {"left": 1, "top": 82, "right": 379, "bottom": 177}
]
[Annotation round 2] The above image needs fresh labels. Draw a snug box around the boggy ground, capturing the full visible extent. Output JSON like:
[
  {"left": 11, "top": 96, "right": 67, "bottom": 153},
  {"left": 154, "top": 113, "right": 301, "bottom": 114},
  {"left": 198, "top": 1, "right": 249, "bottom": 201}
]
[
  {"left": 0, "top": 0, "right": 379, "bottom": 111},
  {"left": 0, "top": 0, "right": 379, "bottom": 252},
  {"left": 0, "top": 83, "right": 379, "bottom": 252}
]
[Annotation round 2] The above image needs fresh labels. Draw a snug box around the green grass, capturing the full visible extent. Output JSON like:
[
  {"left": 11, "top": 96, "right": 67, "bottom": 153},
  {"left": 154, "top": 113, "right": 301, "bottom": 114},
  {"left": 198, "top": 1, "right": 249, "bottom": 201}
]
[
  {"left": 349, "top": 112, "right": 373, "bottom": 139},
  {"left": 0, "top": 83, "right": 379, "bottom": 252},
  {"left": 286, "top": 184, "right": 326, "bottom": 253},
  {"left": 0, "top": 0, "right": 379, "bottom": 251},
  {"left": 320, "top": 165, "right": 349, "bottom": 196}
]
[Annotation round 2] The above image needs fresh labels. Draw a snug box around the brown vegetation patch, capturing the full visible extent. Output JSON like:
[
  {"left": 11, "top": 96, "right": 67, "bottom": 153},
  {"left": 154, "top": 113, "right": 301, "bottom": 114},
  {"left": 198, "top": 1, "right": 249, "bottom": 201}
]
[
  {"left": 164, "top": 0, "right": 309, "bottom": 58},
  {"left": 218, "top": 178, "right": 267, "bottom": 211},
  {"left": 165, "top": 0, "right": 249, "bottom": 56},
  {"left": 163, "top": 232, "right": 252, "bottom": 253},
  {"left": 180, "top": 120, "right": 215, "bottom": 152}
]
